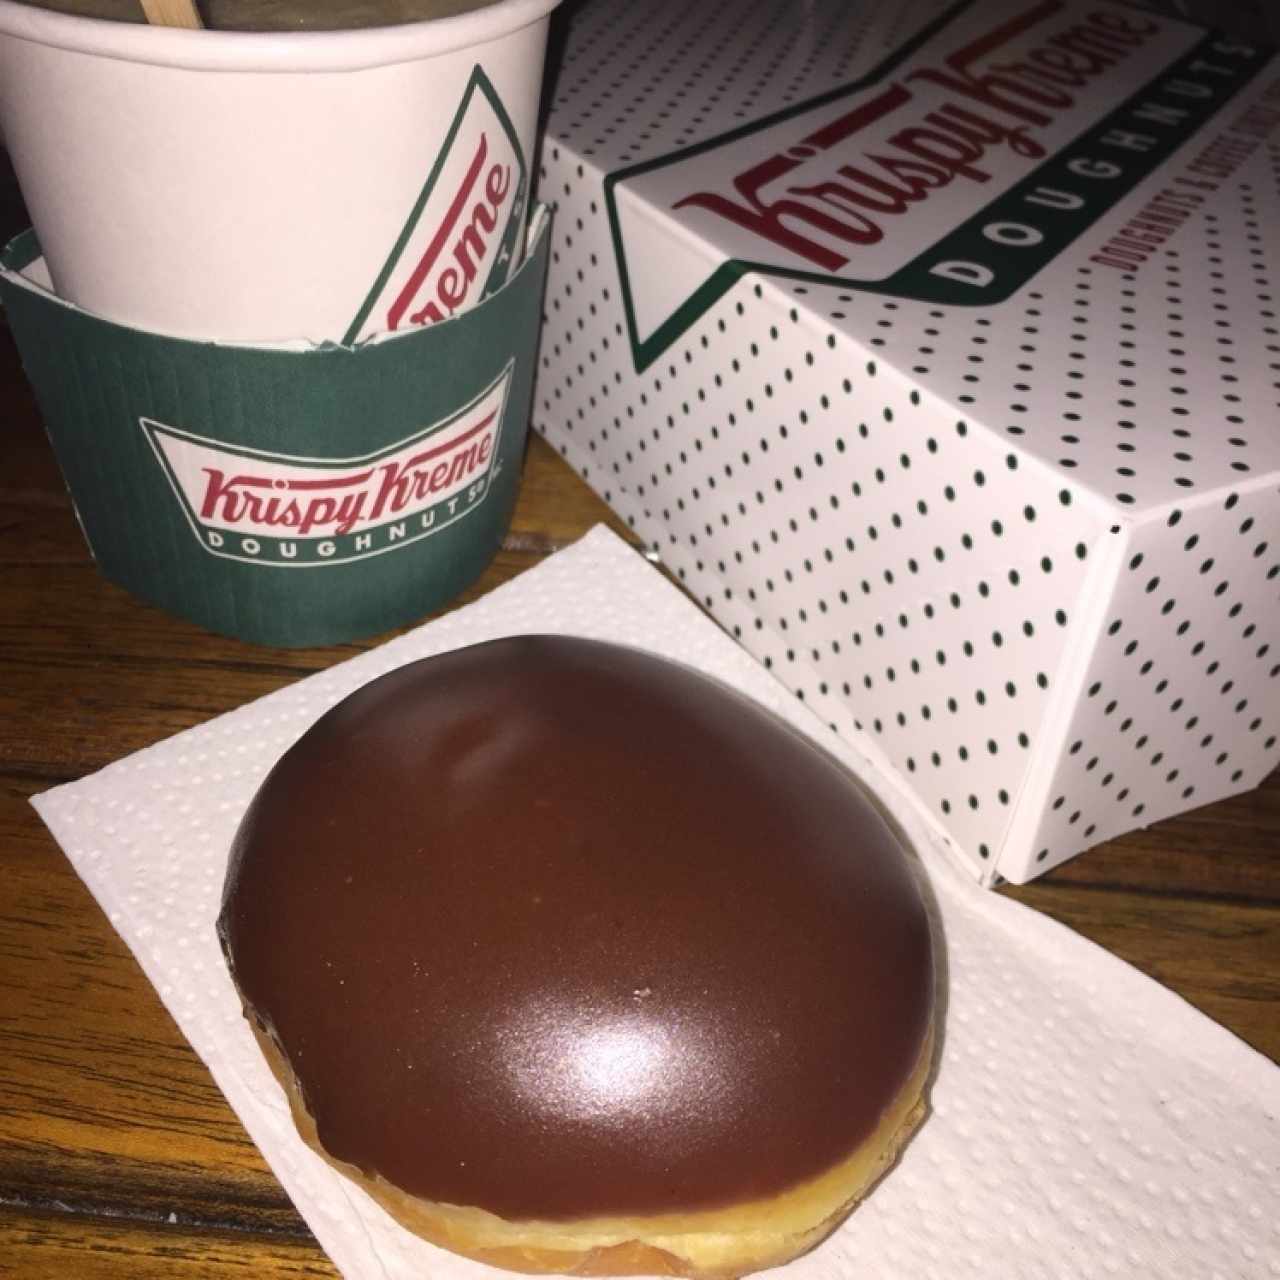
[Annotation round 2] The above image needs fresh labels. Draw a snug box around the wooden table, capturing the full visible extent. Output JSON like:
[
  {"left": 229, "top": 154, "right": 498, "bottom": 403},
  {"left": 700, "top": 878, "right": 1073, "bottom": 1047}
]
[{"left": 1, "top": 214, "right": 1276, "bottom": 1278}]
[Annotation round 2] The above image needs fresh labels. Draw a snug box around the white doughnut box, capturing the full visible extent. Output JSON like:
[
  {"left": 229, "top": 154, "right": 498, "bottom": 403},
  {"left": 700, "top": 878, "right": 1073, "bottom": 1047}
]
[{"left": 531, "top": 0, "right": 1280, "bottom": 884}]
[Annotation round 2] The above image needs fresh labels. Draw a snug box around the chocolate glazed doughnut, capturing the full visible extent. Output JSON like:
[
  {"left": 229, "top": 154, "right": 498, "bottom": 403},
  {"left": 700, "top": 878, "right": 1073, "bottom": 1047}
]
[{"left": 218, "top": 636, "right": 935, "bottom": 1277}]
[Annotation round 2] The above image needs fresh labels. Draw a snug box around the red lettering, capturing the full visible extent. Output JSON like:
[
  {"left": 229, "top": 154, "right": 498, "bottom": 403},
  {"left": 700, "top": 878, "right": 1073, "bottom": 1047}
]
[
  {"left": 888, "top": 126, "right": 991, "bottom": 184},
  {"left": 388, "top": 132, "right": 490, "bottom": 330},
  {"left": 667, "top": 0, "right": 1158, "bottom": 272},
  {"left": 486, "top": 162, "right": 511, "bottom": 206},
  {"left": 368, "top": 415, "right": 498, "bottom": 520},
  {"left": 674, "top": 85, "right": 909, "bottom": 271},
  {"left": 436, "top": 266, "right": 467, "bottom": 311},
  {"left": 200, "top": 469, "right": 270, "bottom": 522}
]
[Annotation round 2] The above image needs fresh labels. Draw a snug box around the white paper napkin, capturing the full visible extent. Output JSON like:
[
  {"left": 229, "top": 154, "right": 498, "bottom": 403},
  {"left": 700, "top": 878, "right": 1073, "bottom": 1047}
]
[{"left": 33, "top": 526, "right": 1279, "bottom": 1280}]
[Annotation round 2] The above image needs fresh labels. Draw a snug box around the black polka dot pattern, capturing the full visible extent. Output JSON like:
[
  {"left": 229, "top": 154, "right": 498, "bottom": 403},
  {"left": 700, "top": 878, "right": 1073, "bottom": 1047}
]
[
  {"left": 1030, "top": 493, "right": 1279, "bottom": 871},
  {"left": 533, "top": 0, "right": 1280, "bottom": 880},
  {"left": 544, "top": 0, "right": 940, "bottom": 169}
]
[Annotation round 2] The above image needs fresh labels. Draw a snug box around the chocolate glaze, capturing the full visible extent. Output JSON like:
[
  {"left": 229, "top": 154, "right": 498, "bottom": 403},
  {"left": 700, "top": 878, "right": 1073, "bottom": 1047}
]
[{"left": 218, "top": 636, "right": 933, "bottom": 1221}]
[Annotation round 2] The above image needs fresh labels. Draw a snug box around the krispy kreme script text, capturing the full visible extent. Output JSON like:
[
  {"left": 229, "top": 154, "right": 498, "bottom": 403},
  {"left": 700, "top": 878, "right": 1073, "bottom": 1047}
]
[
  {"left": 198, "top": 415, "right": 495, "bottom": 537},
  {"left": 143, "top": 366, "right": 510, "bottom": 565},
  {"left": 674, "top": 2, "right": 1161, "bottom": 270}
]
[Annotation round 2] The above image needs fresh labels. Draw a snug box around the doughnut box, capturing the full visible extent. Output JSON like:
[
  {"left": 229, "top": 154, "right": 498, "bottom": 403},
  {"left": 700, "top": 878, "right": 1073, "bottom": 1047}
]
[{"left": 532, "top": 0, "right": 1280, "bottom": 884}]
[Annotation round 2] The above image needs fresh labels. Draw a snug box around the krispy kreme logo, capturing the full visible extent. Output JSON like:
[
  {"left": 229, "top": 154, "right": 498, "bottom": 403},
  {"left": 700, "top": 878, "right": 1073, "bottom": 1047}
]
[
  {"left": 671, "top": 2, "right": 1158, "bottom": 271},
  {"left": 142, "top": 364, "right": 511, "bottom": 566},
  {"left": 608, "top": 0, "right": 1266, "bottom": 367},
  {"left": 346, "top": 67, "right": 527, "bottom": 345}
]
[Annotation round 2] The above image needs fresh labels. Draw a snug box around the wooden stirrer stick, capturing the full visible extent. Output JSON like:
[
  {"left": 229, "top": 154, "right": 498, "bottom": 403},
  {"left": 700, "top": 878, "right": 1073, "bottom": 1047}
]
[{"left": 139, "top": 0, "right": 203, "bottom": 28}]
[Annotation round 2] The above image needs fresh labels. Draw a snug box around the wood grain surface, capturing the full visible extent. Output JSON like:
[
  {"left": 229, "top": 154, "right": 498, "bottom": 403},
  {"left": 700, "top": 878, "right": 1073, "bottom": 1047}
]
[{"left": 0, "top": 162, "right": 1275, "bottom": 1278}]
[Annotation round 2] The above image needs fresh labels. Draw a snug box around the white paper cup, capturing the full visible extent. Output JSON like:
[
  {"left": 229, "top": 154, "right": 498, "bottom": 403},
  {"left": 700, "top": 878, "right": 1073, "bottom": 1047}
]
[{"left": 0, "top": 0, "right": 559, "bottom": 342}]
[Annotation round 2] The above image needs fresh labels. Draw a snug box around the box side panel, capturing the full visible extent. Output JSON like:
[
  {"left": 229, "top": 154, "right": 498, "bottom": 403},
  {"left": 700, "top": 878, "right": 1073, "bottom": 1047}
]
[
  {"left": 537, "top": 141, "right": 1121, "bottom": 880},
  {"left": 1004, "top": 482, "right": 1280, "bottom": 882}
]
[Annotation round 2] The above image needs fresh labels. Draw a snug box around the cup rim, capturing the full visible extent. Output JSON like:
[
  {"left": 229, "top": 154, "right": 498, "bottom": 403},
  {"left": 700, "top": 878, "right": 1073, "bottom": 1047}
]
[{"left": 0, "top": 0, "right": 560, "bottom": 72}]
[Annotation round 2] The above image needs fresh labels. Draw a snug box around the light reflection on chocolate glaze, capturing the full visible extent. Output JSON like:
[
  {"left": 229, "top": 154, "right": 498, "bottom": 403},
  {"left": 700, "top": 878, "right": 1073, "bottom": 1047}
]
[{"left": 218, "top": 635, "right": 933, "bottom": 1221}]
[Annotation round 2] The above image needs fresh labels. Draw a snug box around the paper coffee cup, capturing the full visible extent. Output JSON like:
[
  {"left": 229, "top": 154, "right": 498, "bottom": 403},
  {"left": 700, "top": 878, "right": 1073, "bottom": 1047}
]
[
  {"left": 0, "top": 0, "right": 559, "bottom": 342},
  {"left": 0, "top": 208, "right": 553, "bottom": 647}
]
